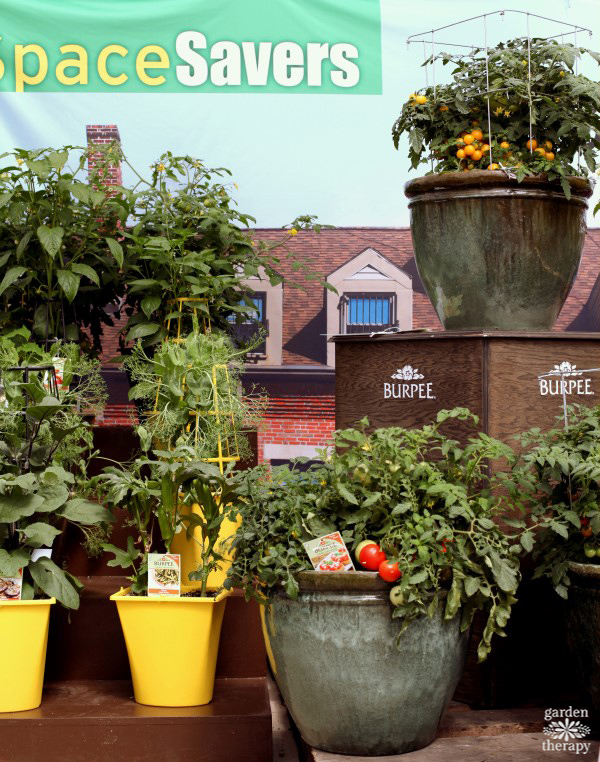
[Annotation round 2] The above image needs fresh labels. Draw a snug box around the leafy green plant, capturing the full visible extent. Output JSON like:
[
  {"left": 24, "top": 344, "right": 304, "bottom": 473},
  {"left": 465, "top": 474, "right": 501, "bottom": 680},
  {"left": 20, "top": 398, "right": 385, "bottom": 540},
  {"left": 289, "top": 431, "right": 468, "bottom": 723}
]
[
  {"left": 228, "top": 408, "right": 521, "bottom": 661},
  {"left": 508, "top": 404, "right": 600, "bottom": 599},
  {"left": 392, "top": 37, "right": 600, "bottom": 195},
  {"left": 125, "top": 331, "right": 264, "bottom": 454},
  {"left": 119, "top": 150, "right": 328, "bottom": 346},
  {"left": 96, "top": 430, "right": 247, "bottom": 596},
  {"left": 0, "top": 364, "right": 110, "bottom": 608},
  {"left": 0, "top": 144, "right": 129, "bottom": 350}
]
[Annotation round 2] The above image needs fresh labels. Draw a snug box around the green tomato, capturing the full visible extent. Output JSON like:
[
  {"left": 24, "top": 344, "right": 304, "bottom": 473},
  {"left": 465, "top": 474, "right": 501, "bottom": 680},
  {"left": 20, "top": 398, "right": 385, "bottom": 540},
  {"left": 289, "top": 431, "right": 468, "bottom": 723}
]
[
  {"left": 595, "top": 548, "right": 600, "bottom": 558},
  {"left": 389, "top": 585, "right": 405, "bottom": 606},
  {"left": 584, "top": 546, "right": 596, "bottom": 559}
]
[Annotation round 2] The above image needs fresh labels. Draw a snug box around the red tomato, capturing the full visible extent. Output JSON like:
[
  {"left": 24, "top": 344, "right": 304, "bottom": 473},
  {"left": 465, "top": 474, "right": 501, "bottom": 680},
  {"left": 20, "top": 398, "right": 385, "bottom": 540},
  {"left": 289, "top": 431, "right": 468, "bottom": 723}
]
[
  {"left": 581, "top": 517, "right": 590, "bottom": 527},
  {"left": 378, "top": 560, "right": 402, "bottom": 583},
  {"left": 358, "top": 543, "right": 387, "bottom": 571},
  {"left": 354, "top": 540, "right": 376, "bottom": 563}
]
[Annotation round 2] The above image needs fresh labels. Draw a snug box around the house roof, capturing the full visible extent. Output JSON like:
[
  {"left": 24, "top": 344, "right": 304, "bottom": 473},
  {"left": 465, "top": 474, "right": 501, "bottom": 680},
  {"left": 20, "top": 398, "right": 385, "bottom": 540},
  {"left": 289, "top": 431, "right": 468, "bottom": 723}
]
[{"left": 97, "top": 227, "right": 600, "bottom": 367}]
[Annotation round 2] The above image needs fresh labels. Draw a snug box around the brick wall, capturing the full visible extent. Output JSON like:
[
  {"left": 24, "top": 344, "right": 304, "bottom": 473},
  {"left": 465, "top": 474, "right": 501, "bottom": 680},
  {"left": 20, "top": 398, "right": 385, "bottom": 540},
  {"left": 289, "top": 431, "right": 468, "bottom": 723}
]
[{"left": 86, "top": 125, "right": 123, "bottom": 187}]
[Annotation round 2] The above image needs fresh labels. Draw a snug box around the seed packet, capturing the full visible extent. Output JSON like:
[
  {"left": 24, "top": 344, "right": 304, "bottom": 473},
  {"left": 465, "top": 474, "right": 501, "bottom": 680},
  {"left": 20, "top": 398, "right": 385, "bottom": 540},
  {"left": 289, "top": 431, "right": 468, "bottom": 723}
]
[
  {"left": 0, "top": 569, "right": 23, "bottom": 601},
  {"left": 148, "top": 553, "right": 181, "bottom": 596},
  {"left": 303, "top": 532, "right": 354, "bottom": 572}
]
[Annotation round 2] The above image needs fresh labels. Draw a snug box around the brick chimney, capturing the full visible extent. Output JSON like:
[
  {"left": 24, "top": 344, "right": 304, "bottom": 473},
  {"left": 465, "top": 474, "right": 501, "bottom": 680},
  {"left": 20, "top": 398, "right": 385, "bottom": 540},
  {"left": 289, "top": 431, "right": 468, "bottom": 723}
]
[{"left": 86, "top": 124, "right": 122, "bottom": 187}]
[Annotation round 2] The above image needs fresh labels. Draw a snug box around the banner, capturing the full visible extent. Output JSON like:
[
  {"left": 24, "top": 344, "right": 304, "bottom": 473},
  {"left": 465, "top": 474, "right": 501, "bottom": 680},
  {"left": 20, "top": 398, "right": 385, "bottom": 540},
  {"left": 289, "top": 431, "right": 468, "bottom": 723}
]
[{"left": 0, "top": 0, "right": 381, "bottom": 94}]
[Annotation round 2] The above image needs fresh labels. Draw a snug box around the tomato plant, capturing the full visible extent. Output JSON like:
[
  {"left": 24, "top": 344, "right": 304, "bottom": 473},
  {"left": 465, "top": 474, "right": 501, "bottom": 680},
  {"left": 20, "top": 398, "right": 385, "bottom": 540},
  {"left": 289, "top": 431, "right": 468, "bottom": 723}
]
[{"left": 392, "top": 37, "right": 600, "bottom": 197}]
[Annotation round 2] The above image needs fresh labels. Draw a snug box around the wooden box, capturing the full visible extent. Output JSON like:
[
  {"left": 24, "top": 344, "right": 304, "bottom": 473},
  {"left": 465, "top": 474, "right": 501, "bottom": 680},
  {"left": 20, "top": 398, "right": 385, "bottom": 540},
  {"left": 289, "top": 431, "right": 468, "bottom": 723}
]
[{"left": 335, "top": 331, "right": 600, "bottom": 444}]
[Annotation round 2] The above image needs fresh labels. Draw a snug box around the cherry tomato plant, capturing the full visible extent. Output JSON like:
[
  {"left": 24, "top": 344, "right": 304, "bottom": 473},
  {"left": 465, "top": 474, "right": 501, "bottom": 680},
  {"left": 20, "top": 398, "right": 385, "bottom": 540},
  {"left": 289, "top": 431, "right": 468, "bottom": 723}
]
[
  {"left": 392, "top": 37, "right": 600, "bottom": 197},
  {"left": 508, "top": 404, "right": 600, "bottom": 599},
  {"left": 227, "top": 407, "right": 522, "bottom": 662}
]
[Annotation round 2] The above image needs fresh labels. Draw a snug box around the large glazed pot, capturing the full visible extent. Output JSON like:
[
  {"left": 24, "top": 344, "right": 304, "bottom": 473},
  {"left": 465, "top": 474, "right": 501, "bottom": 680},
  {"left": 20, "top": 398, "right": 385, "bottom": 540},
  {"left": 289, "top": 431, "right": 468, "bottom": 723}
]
[
  {"left": 566, "top": 562, "right": 600, "bottom": 714},
  {"left": 404, "top": 172, "right": 592, "bottom": 331},
  {"left": 261, "top": 572, "right": 468, "bottom": 756}
]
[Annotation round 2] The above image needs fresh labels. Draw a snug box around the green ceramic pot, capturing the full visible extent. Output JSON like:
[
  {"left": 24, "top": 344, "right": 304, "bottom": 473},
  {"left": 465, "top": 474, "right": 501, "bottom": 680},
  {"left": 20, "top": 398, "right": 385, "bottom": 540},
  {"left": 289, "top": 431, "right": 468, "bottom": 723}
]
[
  {"left": 262, "top": 571, "right": 468, "bottom": 756},
  {"left": 404, "top": 172, "right": 592, "bottom": 331},
  {"left": 566, "top": 562, "right": 600, "bottom": 714}
]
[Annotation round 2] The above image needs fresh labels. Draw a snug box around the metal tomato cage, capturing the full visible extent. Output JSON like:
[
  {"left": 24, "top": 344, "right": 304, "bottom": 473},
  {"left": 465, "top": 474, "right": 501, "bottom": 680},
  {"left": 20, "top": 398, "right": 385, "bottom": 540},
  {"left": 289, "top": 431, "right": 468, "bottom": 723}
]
[{"left": 406, "top": 9, "right": 593, "bottom": 170}]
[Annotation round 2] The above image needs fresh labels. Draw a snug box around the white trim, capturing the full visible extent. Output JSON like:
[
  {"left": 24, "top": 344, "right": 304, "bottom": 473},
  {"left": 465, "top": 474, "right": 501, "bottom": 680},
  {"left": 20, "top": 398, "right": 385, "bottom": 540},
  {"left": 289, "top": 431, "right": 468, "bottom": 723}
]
[{"left": 264, "top": 444, "right": 322, "bottom": 460}]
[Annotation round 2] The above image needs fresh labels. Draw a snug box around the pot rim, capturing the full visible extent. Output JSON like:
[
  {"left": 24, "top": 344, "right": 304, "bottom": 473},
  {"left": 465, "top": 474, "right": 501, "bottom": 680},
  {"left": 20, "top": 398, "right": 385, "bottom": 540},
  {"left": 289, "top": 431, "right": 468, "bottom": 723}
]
[
  {"left": 404, "top": 170, "right": 592, "bottom": 199},
  {"left": 0, "top": 597, "right": 56, "bottom": 607},
  {"left": 568, "top": 561, "right": 600, "bottom": 581},
  {"left": 110, "top": 585, "right": 230, "bottom": 603}
]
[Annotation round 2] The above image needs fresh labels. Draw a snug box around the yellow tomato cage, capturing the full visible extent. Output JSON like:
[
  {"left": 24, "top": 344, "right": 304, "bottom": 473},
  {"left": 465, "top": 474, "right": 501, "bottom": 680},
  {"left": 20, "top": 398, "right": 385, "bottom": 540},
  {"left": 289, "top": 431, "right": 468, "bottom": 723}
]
[{"left": 152, "top": 297, "right": 240, "bottom": 474}]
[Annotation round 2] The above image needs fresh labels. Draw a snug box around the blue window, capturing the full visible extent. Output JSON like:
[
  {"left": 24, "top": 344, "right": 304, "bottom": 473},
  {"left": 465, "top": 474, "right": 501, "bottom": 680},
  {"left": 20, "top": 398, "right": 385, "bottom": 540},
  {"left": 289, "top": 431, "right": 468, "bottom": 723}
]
[
  {"left": 340, "top": 293, "right": 396, "bottom": 334},
  {"left": 228, "top": 292, "right": 268, "bottom": 355}
]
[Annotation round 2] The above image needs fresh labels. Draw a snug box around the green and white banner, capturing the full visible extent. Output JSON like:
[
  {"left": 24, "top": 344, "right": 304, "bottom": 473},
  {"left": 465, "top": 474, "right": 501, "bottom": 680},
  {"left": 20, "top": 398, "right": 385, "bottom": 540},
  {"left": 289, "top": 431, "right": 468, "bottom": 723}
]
[{"left": 0, "top": 0, "right": 382, "bottom": 94}]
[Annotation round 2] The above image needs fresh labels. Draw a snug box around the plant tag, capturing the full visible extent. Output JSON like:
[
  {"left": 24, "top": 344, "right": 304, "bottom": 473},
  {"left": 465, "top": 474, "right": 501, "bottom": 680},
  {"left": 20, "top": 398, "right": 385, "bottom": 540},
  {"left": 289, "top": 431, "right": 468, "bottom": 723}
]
[
  {"left": 0, "top": 569, "right": 23, "bottom": 601},
  {"left": 303, "top": 532, "right": 354, "bottom": 572},
  {"left": 148, "top": 553, "right": 181, "bottom": 596}
]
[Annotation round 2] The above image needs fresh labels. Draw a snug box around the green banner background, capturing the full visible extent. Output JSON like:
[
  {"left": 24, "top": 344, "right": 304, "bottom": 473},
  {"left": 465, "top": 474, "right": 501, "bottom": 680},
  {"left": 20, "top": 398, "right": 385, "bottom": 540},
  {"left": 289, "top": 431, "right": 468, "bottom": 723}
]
[{"left": 0, "top": 0, "right": 381, "bottom": 94}]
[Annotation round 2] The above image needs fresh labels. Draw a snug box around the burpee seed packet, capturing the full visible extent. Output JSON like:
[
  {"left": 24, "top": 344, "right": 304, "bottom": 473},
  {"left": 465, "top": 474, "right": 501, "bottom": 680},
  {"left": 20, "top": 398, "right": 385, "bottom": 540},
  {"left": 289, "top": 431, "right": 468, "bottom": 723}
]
[
  {"left": 303, "top": 532, "right": 354, "bottom": 572},
  {"left": 148, "top": 553, "right": 181, "bottom": 596},
  {"left": 0, "top": 569, "right": 23, "bottom": 601}
]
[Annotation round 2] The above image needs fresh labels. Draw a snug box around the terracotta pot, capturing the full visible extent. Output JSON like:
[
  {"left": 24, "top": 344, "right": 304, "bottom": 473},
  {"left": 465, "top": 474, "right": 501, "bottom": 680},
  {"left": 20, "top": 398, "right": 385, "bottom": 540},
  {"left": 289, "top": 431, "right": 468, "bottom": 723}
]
[
  {"left": 566, "top": 562, "right": 600, "bottom": 714},
  {"left": 261, "top": 571, "right": 467, "bottom": 755},
  {"left": 404, "top": 172, "right": 592, "bottom": 331}
]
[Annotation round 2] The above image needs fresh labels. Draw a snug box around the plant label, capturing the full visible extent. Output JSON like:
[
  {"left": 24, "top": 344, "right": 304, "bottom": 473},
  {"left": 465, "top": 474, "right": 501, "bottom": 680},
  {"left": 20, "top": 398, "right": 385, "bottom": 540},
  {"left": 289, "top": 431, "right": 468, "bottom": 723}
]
[
  {"left": 0, "top": 569, "right": 23, "bottom": 601},
  {"left": 303, "top": 532, "right": 354, "bottom": 572},
  {"left": 148, "top": 553, "right": 181, "bottom": 596}
]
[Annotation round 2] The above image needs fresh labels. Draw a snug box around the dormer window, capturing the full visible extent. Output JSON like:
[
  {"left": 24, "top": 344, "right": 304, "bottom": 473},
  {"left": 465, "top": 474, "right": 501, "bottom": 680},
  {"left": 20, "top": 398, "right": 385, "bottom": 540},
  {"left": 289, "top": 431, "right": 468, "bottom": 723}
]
[{"left": 340, "top": 292, "right": 396, "bottom": 334}]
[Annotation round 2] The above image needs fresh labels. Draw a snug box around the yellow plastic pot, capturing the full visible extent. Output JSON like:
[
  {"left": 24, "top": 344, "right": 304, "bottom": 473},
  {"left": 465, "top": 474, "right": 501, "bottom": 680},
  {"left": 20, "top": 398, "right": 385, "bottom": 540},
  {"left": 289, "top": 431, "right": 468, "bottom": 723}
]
[
  {"left": 0, "top": 597, "right": 56, "bottom": 712},
  {"left": 171, "top": 503, "right": 241, "bottom": 588},
  {"left": 111, "top": 586, "right": 230, "bottom": 707}
]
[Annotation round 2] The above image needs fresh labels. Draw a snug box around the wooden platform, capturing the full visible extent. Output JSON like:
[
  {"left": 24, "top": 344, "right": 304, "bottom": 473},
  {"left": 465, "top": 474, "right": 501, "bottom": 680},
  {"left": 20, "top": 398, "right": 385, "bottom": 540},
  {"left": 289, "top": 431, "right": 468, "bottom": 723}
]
[{"left": 0, "top": 679, "right": 272, "bottom": 762}]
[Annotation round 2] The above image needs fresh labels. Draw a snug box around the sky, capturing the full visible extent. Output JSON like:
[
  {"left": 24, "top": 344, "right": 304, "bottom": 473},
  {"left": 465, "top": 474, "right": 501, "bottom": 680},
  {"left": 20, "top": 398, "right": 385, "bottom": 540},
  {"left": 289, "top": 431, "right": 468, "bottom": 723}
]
[{"left": 0, "top": 0, "right": 598, "bottom": 228}]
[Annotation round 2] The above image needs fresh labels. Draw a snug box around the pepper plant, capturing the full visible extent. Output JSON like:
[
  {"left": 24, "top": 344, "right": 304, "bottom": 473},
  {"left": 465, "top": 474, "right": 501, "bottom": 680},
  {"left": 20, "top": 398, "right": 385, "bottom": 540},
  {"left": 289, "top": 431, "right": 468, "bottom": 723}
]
[
  {"left": 393, "top": 37, "right": 600, "bottom": 196},
  {"left": 0, "top": 357, "right": 110, "bottom": 608},
  {"left": 228, "top": 408, "right": 522, "bottom": 661},
  {"left": 507, "top": 404, "right": 600, "bottom": 599},
  {"left": 0, "top": 144, "right": 128, "bottom": 350},
  {"left": 95, "top": 428, "right": 247, "bottom": 596}
]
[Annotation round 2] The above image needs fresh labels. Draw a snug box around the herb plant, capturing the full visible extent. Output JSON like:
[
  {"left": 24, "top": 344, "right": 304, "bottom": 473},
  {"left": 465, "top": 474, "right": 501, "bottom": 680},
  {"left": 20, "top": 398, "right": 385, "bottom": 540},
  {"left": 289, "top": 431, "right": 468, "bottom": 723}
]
[
  {"left": 228, "top": 409, "right": 521, "bottom": 661},
  {"left": 393, "top": 37, "right": 600, "bottom": 195}
]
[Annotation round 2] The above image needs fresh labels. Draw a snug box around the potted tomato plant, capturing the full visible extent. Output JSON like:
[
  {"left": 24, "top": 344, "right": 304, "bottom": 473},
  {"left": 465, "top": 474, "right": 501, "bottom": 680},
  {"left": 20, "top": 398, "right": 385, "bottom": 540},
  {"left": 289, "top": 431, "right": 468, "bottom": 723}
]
[
  {"left": 228, "top": 408, "right": 521, "bottom": 755},
  {"left": 509, "top": 404, "right": 600, "bottom": 714},
  {"left": 0, "top": 340, "right": 110, "bottom": 711},
  {"left": 393, "top": 37, "right": 599, "bottom": 330},
  {"left": 96, "top": 429, "right": 248, "bottom": 707}
]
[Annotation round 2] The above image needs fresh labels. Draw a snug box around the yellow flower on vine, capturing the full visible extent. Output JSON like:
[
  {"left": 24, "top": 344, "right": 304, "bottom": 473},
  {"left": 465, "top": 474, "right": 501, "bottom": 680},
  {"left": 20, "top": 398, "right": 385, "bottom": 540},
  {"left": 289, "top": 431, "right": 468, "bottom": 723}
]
[
  {"left": 289, "top": 228, "right": 298, "bottom": 236},
  {"left": 504, "top": 110, "right": 511, "bottom": 117},
  {"left": 157, "top": 163, "right": 165, "bottom": 172},
  {"left": 16, "top": 158, "right": 24, "bottom": 166}
]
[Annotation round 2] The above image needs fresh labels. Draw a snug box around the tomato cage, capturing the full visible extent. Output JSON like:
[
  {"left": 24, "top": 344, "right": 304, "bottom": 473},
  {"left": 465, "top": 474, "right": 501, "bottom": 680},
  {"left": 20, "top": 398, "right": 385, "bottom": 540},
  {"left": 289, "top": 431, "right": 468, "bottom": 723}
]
[{"left": 406, "top": 9, "right": 593, "bottom": 171}]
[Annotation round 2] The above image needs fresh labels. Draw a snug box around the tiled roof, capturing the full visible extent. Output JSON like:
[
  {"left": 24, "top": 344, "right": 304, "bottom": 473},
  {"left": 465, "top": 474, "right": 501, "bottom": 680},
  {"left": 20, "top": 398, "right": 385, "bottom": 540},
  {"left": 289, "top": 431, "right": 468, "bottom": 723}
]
[{"left": 97, "top": 227, "right": 600, "bottom": 367}]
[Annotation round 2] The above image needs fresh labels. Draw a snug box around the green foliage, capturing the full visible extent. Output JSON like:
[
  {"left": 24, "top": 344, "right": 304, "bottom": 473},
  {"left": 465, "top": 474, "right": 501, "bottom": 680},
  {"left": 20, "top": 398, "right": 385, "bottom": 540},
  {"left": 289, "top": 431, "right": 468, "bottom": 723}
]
[
  {"left": 228, "top": 408, "right": 521, "bottom": 661},
  {"left": 125, "top": 331, "right": 264, "bottom": 455},
  {"left": 119, "top": 151, "right": 326, "bottom": 346},
  {"left": 95, "top": 439, "right": 248, "bottom": 596},
  {"left": 0, "top": 144, "right": 128, "bottom": 350},
  {"left": 508, "top": 405, "right": 600, "bottom": 599},
  {"left": 0, "top": 352, "right": 110, "bottom": 607},
  {"left": 392, "top": 37, "right": 600, "bottom": 188}
]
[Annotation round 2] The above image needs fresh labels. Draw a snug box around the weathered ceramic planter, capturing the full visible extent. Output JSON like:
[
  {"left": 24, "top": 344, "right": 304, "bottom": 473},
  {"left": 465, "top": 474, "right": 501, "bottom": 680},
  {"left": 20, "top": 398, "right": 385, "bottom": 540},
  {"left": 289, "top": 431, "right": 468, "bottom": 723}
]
[
  {"left": 566, "top": 562, "right": 600, "bottom": 714},
  {"left": 261, "top": 572, "right": 467, "bottom": 756},
  {"left": 404, "top": 172, "right": 592, "bottom": 331}
]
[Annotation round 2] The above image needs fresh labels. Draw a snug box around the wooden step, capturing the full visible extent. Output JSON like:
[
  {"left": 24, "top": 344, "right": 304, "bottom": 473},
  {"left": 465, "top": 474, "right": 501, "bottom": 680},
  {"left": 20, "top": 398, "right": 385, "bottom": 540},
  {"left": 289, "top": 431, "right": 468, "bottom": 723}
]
[{"left": 0, "top": 678, "right": 272, "bottom": 762}]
